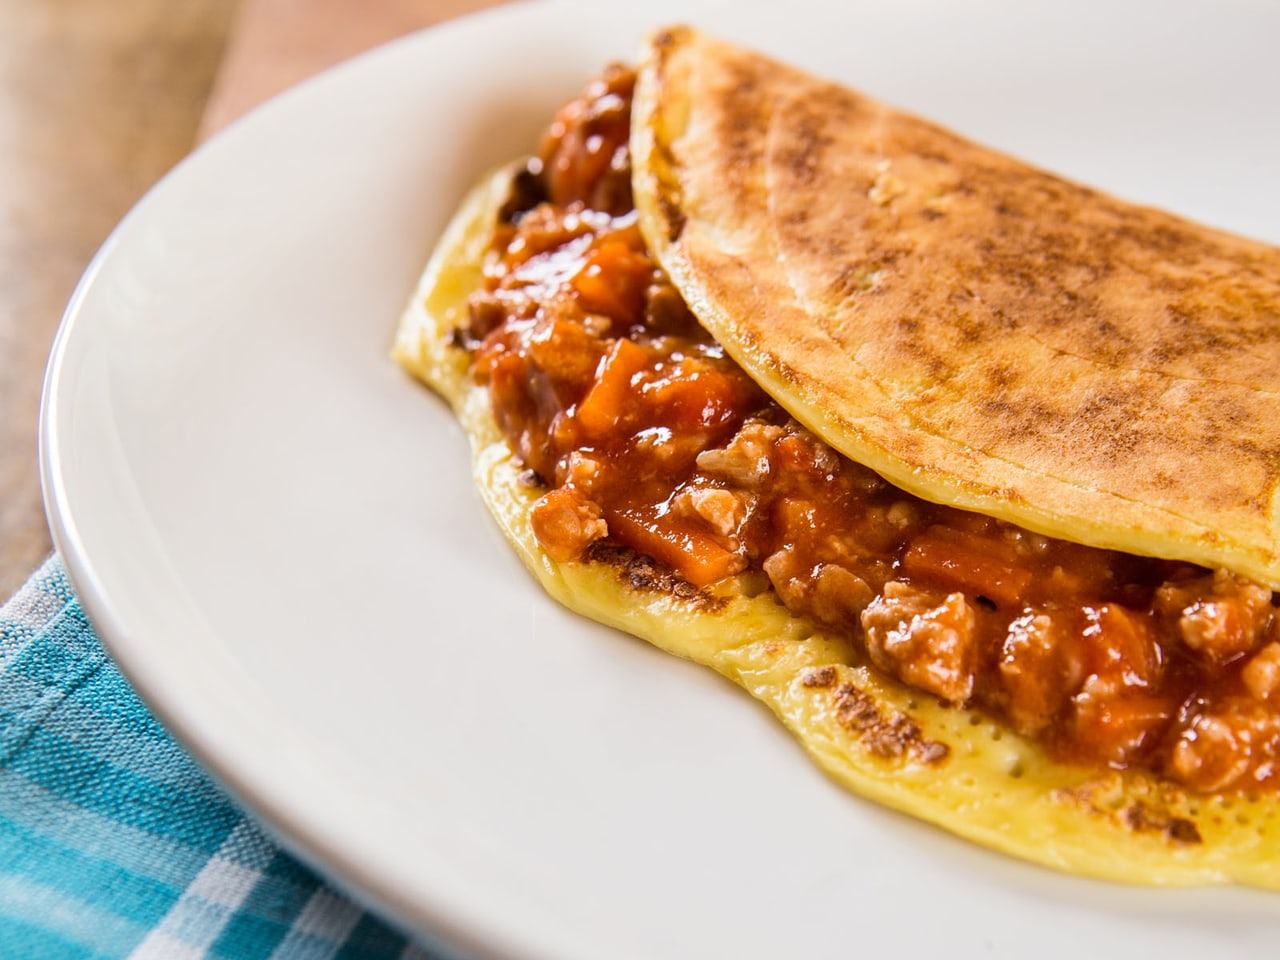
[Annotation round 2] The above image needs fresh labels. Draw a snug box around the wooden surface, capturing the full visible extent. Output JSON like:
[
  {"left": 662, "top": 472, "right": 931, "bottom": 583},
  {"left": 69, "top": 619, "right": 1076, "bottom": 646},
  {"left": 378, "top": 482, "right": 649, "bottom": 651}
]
[
  {"left": 0, "top": 0, "right": 501, "bottom": 598},
  {"left": 0, "top": 1, "right": 238, "bottom": 598},
  {"left": 200, "top": 0, "right": 508, "bottom": 139}
]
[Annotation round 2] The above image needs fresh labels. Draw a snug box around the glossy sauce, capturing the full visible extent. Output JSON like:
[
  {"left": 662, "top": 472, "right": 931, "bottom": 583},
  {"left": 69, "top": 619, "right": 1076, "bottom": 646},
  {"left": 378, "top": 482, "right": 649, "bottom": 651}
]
[{"left": 461, "top": 66, "right": 1280, "bottom": 794}]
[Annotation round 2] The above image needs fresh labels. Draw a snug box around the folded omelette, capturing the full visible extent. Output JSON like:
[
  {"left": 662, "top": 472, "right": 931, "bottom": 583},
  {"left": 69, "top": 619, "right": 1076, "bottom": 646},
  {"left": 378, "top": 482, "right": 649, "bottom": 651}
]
[{"left": 394, "top": 26, "right": 1280, "bottom": 886}]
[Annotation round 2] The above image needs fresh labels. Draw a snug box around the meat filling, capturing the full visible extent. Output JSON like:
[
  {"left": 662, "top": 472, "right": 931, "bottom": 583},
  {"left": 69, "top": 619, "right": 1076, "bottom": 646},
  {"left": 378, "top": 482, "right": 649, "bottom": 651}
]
[{"left": 460, "top": 65, "right": 1280, "bottom": 794}]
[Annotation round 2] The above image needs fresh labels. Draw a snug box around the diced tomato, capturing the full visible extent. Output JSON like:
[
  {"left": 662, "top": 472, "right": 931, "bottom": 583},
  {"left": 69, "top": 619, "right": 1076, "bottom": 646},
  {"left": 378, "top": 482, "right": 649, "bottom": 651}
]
[
  {"left": 571, "top": 240, "right": 651, "bottom": 324},
  {"left": 575, "top": 338, "right": 648, "bottom": 439},
  {"left": 639, "top": 362, "right": 749, "bottom": 433},
  {"left": 538, "top": 66, "right": 635, "bottom": 212},
  {"left": 900, "top": 527, "right": 1032, "bottom": 609},
  {"left": 607, "top": 504, "right": 746, "bottom": 588}
]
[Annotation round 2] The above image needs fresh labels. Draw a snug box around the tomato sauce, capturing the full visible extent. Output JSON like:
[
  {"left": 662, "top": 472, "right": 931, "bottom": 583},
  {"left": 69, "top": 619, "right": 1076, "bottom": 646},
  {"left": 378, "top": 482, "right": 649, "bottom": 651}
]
[{"left": 460, "top": 65, "right": 1280, "bottom": 794}]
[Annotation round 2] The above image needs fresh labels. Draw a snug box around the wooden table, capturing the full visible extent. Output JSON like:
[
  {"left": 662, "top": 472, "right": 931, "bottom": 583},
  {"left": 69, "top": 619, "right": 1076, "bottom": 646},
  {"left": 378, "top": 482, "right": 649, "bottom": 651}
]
[{"left": 0, "top": 0, "right": 503, "bottom": 598}]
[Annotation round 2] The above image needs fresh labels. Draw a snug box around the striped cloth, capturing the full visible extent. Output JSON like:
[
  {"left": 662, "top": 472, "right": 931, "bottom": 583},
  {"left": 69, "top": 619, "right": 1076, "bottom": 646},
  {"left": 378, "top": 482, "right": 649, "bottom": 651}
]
[{"left": 0, "top": 556, "right": 441, "bottom": 960}]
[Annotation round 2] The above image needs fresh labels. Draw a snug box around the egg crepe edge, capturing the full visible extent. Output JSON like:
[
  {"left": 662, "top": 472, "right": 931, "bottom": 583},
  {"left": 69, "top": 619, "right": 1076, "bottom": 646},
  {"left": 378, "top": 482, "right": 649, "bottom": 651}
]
[{"left": 391, "top": 165, "right": 1280, "bottom": 889}]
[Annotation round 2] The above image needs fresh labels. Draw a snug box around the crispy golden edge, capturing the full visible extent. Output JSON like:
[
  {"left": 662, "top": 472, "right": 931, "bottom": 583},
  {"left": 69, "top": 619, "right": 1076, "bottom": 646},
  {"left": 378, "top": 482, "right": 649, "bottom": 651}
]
[
  {"left": 392, "top": 165, "right": 1280, "bottom": 888},
  {"left": 630, "top": 26, "right": 1280, "bottom": 588}
]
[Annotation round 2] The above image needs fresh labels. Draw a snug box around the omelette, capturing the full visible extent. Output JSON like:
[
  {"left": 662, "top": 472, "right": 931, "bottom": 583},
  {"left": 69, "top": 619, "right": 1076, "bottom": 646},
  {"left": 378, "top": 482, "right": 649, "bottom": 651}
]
[{"left": 393, "top": 26, "right": 1280, "bottom": 886}]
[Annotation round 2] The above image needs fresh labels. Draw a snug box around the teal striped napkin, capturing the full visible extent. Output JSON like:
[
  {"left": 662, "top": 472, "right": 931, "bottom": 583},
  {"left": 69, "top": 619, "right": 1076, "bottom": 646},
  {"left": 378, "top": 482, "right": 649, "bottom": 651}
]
[{"left": 0, "top": 556, "right": 440, "bottom": 960}]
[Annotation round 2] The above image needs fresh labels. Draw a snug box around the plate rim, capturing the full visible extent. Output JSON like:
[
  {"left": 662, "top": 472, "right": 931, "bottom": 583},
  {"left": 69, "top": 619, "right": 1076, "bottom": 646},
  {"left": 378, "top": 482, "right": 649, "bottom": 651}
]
[{"left": 37, "top": 1, "right": 1280, "bottom": 957}]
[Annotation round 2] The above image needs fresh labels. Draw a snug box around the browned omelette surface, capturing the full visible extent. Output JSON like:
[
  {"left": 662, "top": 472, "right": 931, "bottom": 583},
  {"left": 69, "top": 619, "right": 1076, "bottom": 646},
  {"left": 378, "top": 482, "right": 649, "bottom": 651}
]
[
  {"left": 631, "top": 27, "right": 1280, "bottom": 587},
  {"left": 395, "top": 164, "right": 1280, "bottom": 889},
  {"left": 395, "top": 31, "right": 1280, "bottom": 887}
]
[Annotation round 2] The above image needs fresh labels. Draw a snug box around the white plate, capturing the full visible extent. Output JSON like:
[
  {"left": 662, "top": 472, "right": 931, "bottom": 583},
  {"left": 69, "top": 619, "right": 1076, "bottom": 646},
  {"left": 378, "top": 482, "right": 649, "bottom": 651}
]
[{"left": 40, "top": 1, "right": 1280, "bottom": 957}]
